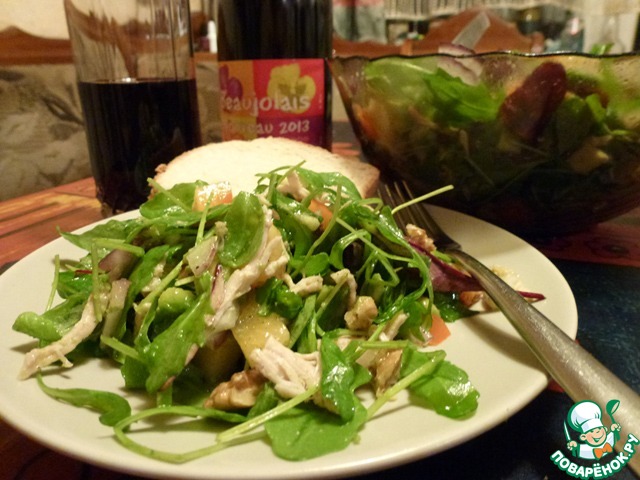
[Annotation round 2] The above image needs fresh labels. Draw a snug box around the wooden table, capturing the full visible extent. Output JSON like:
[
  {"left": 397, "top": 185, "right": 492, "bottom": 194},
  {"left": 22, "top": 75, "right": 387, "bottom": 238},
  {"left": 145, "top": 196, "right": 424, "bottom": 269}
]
[{"left": 1, "top": 174, "right": 639, "bottom": 479}]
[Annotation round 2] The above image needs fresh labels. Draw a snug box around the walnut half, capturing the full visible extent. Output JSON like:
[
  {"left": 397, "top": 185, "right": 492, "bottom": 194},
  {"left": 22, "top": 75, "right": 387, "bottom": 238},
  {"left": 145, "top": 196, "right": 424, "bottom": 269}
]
[{"left": 204, "top": 369, "right": 266, "bottom": 410}]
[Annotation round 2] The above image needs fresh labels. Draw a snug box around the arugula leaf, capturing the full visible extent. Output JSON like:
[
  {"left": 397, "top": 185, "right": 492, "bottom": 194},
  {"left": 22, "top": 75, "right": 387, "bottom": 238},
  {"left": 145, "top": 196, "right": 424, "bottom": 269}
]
[
  {"left": 140, "top": 182, "right": 197, "bottom": 218},
  {"left": 401, "top": 348, "right": 479, "bottom": 418},
  {"left": 104, "top": 244, "right": 175, "bottom": 343},
  {"left": 296, "top": 167, "right": 362, "bottom": 201},
  {"left": 397, "top": 298, "right": 430, "bottom": 340},
  {"left": 121, "top": 355, "right": 149, "bottom": 389},
  {"left": 37, "top": 375, "right": 131, "bottom": 426},
  {"left": 272, "top": 194, "right": 317, "bottom": 261},
  {"left": 247, "top": 383, "right": 280, "bottom": 418},
  {"left": 320, "top": 338, "right": 363, "bottom": 421},
  {"left": 218, "top": 192, "right": 265, "bottom": 268},
  {"left": 255, "top": 278, "right": 303, "bottom": 320},
  {"left": 316, "top": 283, "right": 351, "bottom": 332},
  {"left": 61, "top": 218, "right": 145, "bottom": 252},
  {"left": 290, "top": 252, "right": 330, "bottom": 277},
  {"left": 433, "top": 292, "right": 478, "bottom": 322},
  {"left": 13, "top": 293, "right": 88, "bottom": 342},
  {"left": 56, "top": 271, "right": 94, "bottom": 298},
  {"left": 364, "top": 57, "right": 436, "bottom": 105},
  {"left": 264, "top": 402, "right": 367, "bottom": 461},
  {"left": 552, "top": 95, "right": 596, "bottom": 155},
  {"left": 113, "top": 405, "right": 247, "bottom": 464},
  {"left": 424, "top": 69, "right": 502, "bottom": 128},
  {"left": 288, "top": 295, "right": 318, "bottom": 352},
  {"left": 142, "top": 290, "right": 210, "bottom": 393}
]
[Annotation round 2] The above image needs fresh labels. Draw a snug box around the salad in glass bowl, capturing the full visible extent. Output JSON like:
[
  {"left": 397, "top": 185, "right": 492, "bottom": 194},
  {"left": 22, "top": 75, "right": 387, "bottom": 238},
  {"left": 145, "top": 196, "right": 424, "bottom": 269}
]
[{"left": 331, "top": 52, "right": 640, "bottom": 236}]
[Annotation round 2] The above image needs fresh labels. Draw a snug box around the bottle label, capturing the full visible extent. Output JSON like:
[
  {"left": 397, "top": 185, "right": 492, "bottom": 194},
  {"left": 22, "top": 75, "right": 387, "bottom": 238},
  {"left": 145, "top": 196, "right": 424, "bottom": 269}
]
[{"left": 218, "top": 58, "right": 327, "bottom": 146}]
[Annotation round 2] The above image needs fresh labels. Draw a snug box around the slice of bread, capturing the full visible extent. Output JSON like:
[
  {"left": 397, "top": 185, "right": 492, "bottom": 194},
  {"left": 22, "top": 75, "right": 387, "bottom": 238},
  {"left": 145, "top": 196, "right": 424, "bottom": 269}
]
[{"left": 153, "top": 137, "right": 380, "bottom": 198}]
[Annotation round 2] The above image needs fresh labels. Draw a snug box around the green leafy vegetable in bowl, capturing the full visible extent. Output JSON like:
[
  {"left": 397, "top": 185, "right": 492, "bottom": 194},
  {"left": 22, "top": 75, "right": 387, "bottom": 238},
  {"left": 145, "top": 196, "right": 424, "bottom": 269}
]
[
  {"left": 332, "top": 53, "right": 640, "bottom": 235},
  {"left": 13, "top": 167, "right": 490, "bottom": 463}
]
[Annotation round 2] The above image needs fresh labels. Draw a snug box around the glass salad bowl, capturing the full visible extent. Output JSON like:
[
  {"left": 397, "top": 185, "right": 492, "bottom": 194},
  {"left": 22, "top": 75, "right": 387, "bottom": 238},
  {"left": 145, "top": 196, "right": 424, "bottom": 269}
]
[{"left": 330, "top": 52, "right": 640, "bottom": 236}]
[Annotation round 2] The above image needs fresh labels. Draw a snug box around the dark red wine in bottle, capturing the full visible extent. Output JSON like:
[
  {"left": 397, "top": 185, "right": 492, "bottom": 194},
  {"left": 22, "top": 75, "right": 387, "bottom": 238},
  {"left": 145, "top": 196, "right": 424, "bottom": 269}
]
[
  {"left": 216, "top": 0, "right": 332, "bottom": 149},
  {"left": 78, "top": 78, "right": 201, "bottom": 214}
]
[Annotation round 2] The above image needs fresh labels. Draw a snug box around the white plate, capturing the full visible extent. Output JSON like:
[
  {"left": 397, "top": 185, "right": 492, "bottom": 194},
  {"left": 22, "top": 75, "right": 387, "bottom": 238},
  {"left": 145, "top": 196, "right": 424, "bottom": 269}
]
[{"left": 0, "top": 207, "right": 577, "bottom": 479}]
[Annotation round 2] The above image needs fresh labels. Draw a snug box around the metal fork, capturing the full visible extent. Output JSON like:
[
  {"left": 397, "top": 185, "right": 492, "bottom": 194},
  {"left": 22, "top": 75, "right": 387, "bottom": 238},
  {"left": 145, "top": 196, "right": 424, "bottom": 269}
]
[{"left": 380, "top": 180, "right": 640, "bottom": 472}]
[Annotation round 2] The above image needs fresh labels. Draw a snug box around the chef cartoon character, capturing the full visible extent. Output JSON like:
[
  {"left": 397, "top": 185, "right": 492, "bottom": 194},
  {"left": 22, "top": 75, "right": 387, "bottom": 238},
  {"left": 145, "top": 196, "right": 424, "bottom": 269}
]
[{"left": 566, "top": 400, "right": 621, "bottom": 460}]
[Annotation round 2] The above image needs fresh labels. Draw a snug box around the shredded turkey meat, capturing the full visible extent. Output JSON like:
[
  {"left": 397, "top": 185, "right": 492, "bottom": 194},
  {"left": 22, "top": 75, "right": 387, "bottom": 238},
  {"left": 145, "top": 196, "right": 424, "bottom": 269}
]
[
  {"left": 283, "top": 274, "right": 323, "bottom": 297},
  {"left": 18, "top": 293, "right": 107, "bottom": 380},
  {"left": 101, "top": 278, "right": 131, "bottom": 339},
  {"left": 250, "top": 336, "right": 321, "bottom": 399},
  {"left": 276, "top": 171, "right": 310, "bottom": 201},
  {"left": 207, "top": 207, "right": 289, "bottom": 334},
  {"left": 330, "top": 269, "right": 357, "bottom": 309}
]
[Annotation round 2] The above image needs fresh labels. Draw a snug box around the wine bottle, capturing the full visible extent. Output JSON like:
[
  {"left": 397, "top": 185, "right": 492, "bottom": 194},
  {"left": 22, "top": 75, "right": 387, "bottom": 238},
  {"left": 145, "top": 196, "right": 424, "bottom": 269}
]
[{"left": 216, "top": 0, "right": 332, "bottom": 149}]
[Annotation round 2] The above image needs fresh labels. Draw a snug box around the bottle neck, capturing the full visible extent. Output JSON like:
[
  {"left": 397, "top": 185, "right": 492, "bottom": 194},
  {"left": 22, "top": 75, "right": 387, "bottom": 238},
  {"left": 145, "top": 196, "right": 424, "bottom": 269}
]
[{"left": 216, "top": 0, "right": 332, "bottom": 61}]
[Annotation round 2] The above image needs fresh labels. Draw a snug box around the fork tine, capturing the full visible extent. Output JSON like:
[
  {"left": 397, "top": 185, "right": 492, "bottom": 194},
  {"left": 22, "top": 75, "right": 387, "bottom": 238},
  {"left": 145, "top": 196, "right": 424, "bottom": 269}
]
[
  {"left": 393, "top": 181, "right": 421, "bottom": 226},
  {"left": 378, "top": 182, "right": 411, "bottom": 230},
  {"left": 379, "top": 180, "right": 459, "bottom": 249},
  {"left": 395, "top": 181, "right": 434, "bottom": 231},
  {"left": 380, "top": 180, "right": 431, "bottom": 230}
]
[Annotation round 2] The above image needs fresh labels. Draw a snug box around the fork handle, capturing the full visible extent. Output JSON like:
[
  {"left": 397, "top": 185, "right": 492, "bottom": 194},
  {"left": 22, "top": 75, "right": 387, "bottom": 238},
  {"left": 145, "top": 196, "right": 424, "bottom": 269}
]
[{"left": 450, "top": 249, "right": 640, "bottom": 474}]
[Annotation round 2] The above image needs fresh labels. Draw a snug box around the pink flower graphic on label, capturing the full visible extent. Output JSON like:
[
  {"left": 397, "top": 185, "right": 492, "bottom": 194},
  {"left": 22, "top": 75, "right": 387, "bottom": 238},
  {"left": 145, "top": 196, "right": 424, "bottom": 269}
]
[{"left": 219, "top": 65, "right": 243, "bottom": 100}]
